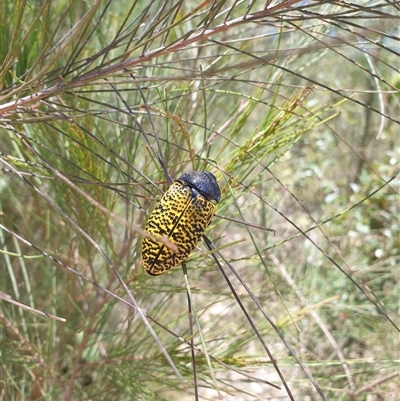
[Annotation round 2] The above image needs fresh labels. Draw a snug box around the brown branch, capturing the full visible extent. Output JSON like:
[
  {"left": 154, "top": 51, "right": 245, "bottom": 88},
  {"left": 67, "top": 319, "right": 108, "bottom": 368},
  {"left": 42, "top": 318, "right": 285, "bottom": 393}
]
[
  {"left": 0, "top": 1, "right": 303, "bottom": 115},
  {"left": 351, "top": 371, "right": 399, "bottom": 399},
  {"left": 0, "top": 291, "right": 66, "bottom": 322}
]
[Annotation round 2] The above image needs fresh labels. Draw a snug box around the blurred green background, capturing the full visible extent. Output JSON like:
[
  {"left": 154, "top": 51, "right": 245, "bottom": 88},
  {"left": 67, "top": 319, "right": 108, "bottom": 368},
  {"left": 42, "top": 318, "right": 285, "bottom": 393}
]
[{"left": 1, "top": 1, "right": 399, "bottom": 400}]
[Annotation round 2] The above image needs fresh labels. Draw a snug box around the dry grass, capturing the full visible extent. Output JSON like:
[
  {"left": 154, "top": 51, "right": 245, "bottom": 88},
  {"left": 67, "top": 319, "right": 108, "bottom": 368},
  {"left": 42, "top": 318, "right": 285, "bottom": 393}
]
[{"left": 1, "top": 1, "right": 399, "bottom": 400}]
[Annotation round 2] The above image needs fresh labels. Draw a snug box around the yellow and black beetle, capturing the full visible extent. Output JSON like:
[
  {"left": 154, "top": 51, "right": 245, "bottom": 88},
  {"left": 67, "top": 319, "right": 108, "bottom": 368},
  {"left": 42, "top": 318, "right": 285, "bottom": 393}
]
[{"left": 142, "top": 171, "right": 221, "bottom": 275}]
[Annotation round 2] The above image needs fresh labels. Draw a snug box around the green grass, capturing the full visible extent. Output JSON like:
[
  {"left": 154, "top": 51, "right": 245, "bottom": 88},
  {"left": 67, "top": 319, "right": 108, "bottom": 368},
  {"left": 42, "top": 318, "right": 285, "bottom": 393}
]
[{"left": 1, "top": 1, "right": 399, "bottom": 400}]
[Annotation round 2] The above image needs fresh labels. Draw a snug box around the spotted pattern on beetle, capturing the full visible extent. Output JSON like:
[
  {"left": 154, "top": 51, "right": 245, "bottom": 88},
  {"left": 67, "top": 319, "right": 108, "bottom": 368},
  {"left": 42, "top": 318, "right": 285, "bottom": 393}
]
[{"left": 142, "top": 171, "right": 221, "bottom": 275}]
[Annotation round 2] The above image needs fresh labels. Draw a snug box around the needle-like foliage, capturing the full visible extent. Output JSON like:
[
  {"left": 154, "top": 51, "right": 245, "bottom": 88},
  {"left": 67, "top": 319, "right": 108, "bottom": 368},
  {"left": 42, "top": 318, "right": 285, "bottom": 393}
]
[{"left": 1, "top": 1, "right": 399, "bottom": 400}]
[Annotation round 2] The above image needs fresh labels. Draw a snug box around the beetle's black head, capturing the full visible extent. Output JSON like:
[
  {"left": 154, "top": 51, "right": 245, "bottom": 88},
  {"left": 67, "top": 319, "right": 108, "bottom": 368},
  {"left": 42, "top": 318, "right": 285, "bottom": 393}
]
[{"left": 178, "top": 171, "right": 221, "bottom": 203}]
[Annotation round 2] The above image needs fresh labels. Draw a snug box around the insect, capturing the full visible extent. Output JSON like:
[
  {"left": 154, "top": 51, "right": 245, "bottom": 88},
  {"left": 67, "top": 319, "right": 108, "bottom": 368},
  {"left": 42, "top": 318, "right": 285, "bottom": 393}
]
[{"left": 142, "top": 171, "right": 221, "bottom": 275}]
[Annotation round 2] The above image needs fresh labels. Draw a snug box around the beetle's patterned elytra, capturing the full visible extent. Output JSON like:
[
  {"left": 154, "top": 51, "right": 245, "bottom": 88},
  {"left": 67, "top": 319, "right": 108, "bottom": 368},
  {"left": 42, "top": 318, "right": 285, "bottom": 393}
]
[{"left": 142, "top": 171, "right": 221, "bottom": 275}]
